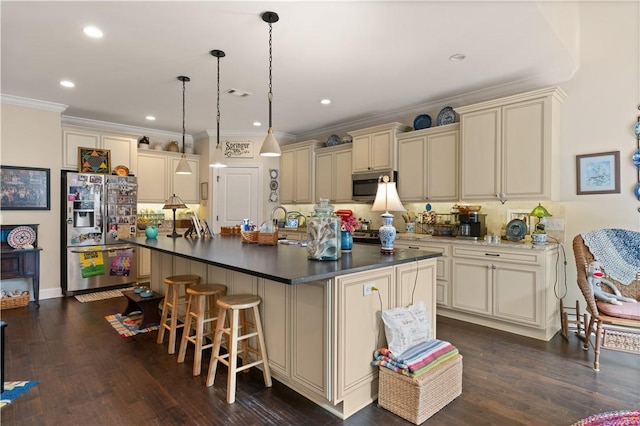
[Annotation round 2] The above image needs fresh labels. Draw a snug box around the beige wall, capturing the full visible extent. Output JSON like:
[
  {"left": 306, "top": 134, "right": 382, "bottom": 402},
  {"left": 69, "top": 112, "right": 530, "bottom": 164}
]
[{"left": 1, "top": 103, "right": 64, "bottom": 299}]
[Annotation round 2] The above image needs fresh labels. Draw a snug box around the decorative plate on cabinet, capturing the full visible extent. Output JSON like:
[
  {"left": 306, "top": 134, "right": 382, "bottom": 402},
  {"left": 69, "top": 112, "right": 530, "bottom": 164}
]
[
  {"left": 326, "top": 134, "right": 340, "bottom": 146},
  {"left": 7, "top": 226, "right": 36, "bottom": 248},
  {"left": 413, "top": 114, "right": 432, "bottom": 130},
  {"left": 436, "top": 106, "right": 456, "bottom": 126},
  {"left": 114, "top": 165, "right": 129, "bottom": 176},
  {"left": 505, "top": 219, "right": 527, "bottom": 241}
]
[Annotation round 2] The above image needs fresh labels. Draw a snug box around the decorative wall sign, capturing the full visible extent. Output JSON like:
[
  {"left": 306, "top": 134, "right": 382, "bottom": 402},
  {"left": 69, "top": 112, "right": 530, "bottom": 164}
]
[
  {"left": 223, "top": 140, "right": 253, "bottom": 158},
  {"left": 0, "top": 165, "right": 51, "bottom": 210},
  {"left": 79, "top": 147, "right": 111, "bottom": 174},
  {"left": 576, "top": 151, "right": 620, "bottom": 195}
]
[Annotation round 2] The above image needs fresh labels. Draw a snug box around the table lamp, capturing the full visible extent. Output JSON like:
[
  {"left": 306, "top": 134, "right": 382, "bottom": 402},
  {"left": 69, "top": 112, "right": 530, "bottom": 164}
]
[
  {"left": 371, "top": 175, "right": 406, "bottom": 254},
  {"left": 163, "top": 194, "right": 187, "bottom": 238},
  {"left": 530, "top": 203, "right": 552, "bottom": 244}
]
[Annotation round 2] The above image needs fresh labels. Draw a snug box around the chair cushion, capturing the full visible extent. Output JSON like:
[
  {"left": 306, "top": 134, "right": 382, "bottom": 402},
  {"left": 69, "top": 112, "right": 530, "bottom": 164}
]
[{"left": 597, "top": 300, "right": 640, "bottom": 321}]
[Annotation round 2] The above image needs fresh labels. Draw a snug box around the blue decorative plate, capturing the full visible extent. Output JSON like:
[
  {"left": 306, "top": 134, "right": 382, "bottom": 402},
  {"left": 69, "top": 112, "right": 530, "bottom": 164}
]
[
  {"left": 413, "top": 114, "right": 432, "bottom": 130},
  {"left": 437, "top": 106, "right": 456, "bottom": 126},
  {"left": 326, "top": 135, "right": 340, "bottom": 146},
  {"left": 635, "top": 182, "right": 640, "bottom": 201},
  {"left": 634, "top": 121, "right": 640, "bottom": 138},
  {"left": 633, "top": 149, "right": 640, "bottom": 169},
  {"left": 506, "top": 219, "right": 527, "bottom": 241}
]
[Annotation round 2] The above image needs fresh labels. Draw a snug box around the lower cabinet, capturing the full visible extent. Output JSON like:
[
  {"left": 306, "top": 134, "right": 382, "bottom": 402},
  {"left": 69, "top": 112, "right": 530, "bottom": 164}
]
[
  {"left": 137, "top": 246, "right": 151, "bottom": 282},
  {"left": 394, "top": 240, "right": 450, "bottom": 307}
]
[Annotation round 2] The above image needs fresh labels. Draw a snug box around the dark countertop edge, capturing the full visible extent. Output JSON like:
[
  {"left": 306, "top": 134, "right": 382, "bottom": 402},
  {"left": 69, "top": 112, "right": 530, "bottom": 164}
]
[{"left": 125, "top": 238, "right": 441, "bottom": 285}]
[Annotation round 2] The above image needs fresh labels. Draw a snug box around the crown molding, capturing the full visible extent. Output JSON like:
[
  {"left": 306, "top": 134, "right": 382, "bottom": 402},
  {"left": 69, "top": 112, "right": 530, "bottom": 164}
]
[
  {"left": 62, "top": 115, "right": 192, "bottom": 143},
  {"left": 1, "top": 94, "right": 67, "bottom": 113}
]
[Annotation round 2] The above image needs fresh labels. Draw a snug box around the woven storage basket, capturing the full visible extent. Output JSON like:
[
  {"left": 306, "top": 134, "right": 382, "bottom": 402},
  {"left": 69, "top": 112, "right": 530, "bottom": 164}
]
[
  {"left": 258, "top": 231, "right": 278, "bottom": 246},
  {"left": 241, "top": 230, "right": 259, "bottom": 243},
  {"left": 1, "top": 291, "right": 30, "bottom": 309},
  {"left": 378, "top": 354, "right": 462, "bottom": 425}
]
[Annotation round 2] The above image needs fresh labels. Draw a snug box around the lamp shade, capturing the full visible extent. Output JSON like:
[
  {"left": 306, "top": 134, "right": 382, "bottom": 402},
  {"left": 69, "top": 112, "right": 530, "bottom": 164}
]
[
  {"left": 175, "top": 156, "right": 192, "bottom": 174},
  {"left": 371, "top": 179, "right": 406, "bottom": 214},
  {"left": 530, "top": 203, "right": 552, "bottom": 218},
  {"left": 259, "top": 129, "right": 281, "bottom": 157},
  {"left": 209, "top": 142, "right": 227, "bottom": 168},
  {"left": 163, "top": 194, "right": 187, "bottom": 210}
]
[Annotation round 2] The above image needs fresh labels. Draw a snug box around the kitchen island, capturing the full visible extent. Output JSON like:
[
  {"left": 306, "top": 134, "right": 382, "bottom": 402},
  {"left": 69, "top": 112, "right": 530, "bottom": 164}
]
[{"left": 125, "top": 236, "right": 440, "bottom": 419}]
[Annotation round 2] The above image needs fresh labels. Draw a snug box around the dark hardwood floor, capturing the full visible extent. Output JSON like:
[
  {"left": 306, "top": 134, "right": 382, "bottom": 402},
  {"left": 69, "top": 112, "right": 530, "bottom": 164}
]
[{"left": 2, "top": 296, "right": 639, "bottom": 425}]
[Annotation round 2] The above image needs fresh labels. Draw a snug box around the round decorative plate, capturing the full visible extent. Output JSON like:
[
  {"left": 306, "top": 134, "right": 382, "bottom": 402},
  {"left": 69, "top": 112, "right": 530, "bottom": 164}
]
[
  {"left": 634, "top": 121, "right": 640, "bottom": 138},
  {"left": 270, "top": 180, "right": 279, "bottom": 190},
  {"left": 341, "top": 135, "right": 353, "bottom": 144},
  {"left": 269, "top": 169, "right": 278, "bottom": 179},
  {"left": 437, "top": 106, "right": 456, "bottom": 126},
  {"left": 633, "top": 149, "right": 640, "bottom": 169},
  {"left": 326, "top": 134, "right": 340, "bottom": 147},
  {"left": 269, "top": 192, "right": 279, "bottom": 202},
  {"left": 413, "top": 114, "right": 432, "bottom": 130},
  {"left": 505, "top": 219, "right": 527, "bottom": 241},
  {"left": 634, "top": 182, "right": 640, "bottom": 201},
  {"left": 114, "top": 165, "right": 129, "bottom": 176},
  {"left": 7, "top": 226, "right": 36, "bottom": 248}
]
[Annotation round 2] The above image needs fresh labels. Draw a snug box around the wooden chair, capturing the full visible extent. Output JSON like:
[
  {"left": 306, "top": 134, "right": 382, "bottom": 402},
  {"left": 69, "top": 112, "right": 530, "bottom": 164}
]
[{"left": 572, "top": 234, "right": 640, "bottom": 371}]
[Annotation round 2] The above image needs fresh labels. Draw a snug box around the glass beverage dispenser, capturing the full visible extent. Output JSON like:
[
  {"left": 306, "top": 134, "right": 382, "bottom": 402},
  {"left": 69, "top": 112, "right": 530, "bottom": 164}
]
[{"left": 307, "top": 198, "right": 341, "bottom": 260}]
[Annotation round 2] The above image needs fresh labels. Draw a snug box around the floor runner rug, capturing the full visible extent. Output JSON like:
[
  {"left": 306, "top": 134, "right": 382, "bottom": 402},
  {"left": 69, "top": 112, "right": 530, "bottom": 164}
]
[
  {"left": 1, "top": 381, "right": 39, "bottom": 407},
  {"left": 75, "top": 287, "right": 135, "bottom": 303},
  {"left": 573, "top": 410, "right": 640, "bottom": 425},
  {"left": 106, "top": 312, "right": 159, "bottom": 338}
]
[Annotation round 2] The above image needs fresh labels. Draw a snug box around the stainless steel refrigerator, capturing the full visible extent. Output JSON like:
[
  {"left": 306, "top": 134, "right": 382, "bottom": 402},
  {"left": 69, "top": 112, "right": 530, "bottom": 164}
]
[{"left": 61, "top": 171, "right": 138, "bottom": 295}]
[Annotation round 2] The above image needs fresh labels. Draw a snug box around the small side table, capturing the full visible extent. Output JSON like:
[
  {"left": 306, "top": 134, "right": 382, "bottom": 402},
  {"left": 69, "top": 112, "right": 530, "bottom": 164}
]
[{"left": 122, "top": 290, "right": 164, "bottom": 329}]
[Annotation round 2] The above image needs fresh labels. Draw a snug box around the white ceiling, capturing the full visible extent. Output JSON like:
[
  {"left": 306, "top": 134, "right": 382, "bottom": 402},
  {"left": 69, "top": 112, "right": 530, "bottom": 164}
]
[{"left": 1, "top": 1, "right": 577, "bottom": 141}]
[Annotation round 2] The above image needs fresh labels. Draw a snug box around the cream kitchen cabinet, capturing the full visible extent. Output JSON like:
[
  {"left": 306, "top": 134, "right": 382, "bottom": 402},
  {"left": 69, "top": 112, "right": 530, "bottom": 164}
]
[
  {"left": 137, "top": 151, "right": 200, "bottom": 203},
  {"left": 315, "top": 144, "right": 353, "bottom": 203},
  {"left": 348, "top": 122, "right": 411, "bottom": 173},
  {"left": 280, "top": 140, "right": 322, "bottom": 204},
  {"left": 445, "top": 243, "right": 560, "bottom": 341},
  {"left": 397, "top": 124, "right": 459, "bottom": 202},
  {"left": 62, "top": 126, "right": 138, "bottom": 174},
  {"left": 456, "top": 87, "right": 566, "bottom": 202},
  {"left": 394, "top": 239, "right": 451, "bottom": 307},
  {"left": 137, "top": 246, "right": 151, "bottom": 282}
]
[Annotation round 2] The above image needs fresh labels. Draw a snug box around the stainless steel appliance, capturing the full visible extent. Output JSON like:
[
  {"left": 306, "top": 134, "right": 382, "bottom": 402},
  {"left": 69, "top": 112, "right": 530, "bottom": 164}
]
[
  {"left": 458, "top": 213, "right": 487, "bottom": 239},
  {"left": 352, "top": 230, "right": 381, "bottom": 244},
  {"left": 61, "top": 171, "right": 138, "bottom": 295},
  {"left": 352, "top": 171, "right": 397, "bottom": 202}
]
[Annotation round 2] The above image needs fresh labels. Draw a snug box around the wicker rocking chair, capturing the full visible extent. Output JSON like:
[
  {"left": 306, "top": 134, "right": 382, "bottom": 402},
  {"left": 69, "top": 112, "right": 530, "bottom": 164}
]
[{"left": 572, "top": 233, "right": 640, "bottom": 371}]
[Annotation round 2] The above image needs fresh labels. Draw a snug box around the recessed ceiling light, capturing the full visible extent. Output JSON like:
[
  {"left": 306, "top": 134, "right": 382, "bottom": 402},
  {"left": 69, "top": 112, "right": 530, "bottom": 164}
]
[
  {"left": 60, "top": 80, "right": 75, "bottom": 88},
  {"left": 253, "top": 121, "right": 262, "bottom": 127},
  {"left": 83, "top": 26, "right": 103, "bottom": 39},
  {"left": 449, "top": 53, "right": 466, "bottom": 62},
  {"left": 320, "top": 99, "right": 331, "bottom": 105},
  {"left": 145, "top": 116, "right": 156, "bottom": 121}
]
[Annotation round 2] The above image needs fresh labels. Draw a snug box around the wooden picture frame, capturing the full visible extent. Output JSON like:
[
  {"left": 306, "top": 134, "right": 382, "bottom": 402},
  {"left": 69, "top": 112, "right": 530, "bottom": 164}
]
[
  {"left": 0, "top": 165, "right": 51, "bottom": 210},
  {"left": 78, "top": 147, "right": 111, "bottom": 174},
  {"left": 576, "top": 151, "right": 620, "bottom": 195}
]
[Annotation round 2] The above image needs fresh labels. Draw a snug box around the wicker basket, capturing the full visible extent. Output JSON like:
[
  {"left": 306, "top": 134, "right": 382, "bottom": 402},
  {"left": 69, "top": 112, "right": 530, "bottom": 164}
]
[
  {"left": 241, "top": 230, "right": 259, "bottom": 243},
  {"left": 258, "top": 231, "right": 278, "bottom": 246},
  {"left": 1, "top": 291, "right": 30, "bottom": 309},
  {"left": 378, "top": 354, "right": 462, "bottom": 425}
]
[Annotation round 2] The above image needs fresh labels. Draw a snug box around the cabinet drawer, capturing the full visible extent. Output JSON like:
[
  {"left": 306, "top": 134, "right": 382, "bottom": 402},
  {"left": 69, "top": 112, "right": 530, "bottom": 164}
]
[{"left": 452, "top": 246, "right": 540, "bottom": 265}]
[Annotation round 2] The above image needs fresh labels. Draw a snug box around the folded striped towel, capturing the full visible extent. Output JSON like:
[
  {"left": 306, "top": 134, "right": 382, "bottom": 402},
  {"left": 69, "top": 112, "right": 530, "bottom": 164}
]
[{"left": 372, "top": 339, "right": 459, "bottom": 378}]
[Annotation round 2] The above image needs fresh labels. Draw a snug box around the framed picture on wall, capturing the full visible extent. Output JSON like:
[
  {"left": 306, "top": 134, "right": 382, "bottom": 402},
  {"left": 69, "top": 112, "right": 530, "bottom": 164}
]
[
  {"left": 78, "top": 147, "right": 111, "bottom": 174},
  {"left": 0, "top": 165, "right": 51, "bottom": 210},
  {"left": 576, "top": 151, "right": 620, "bottom": 195}
]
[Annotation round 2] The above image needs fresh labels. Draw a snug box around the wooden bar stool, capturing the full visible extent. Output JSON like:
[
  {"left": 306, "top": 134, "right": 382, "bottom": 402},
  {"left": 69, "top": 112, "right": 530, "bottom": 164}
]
[
  {"left": 177, "top": 283, "right": 227, "bottom": 376},
  {"left": 157, "top": 274, "right": 200, "bottom": 354},
  {"left": 206, "top": 294, "right": 272, "bottom": 403}
]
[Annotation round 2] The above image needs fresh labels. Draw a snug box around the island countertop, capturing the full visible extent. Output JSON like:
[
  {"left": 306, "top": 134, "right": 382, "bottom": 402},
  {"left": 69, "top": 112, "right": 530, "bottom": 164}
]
[{"left": 124, "top": 236, "right": 441, "bottom": 285}]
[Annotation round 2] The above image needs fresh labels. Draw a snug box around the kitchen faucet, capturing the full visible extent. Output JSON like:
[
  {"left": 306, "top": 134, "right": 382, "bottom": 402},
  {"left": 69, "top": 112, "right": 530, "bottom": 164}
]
[{"left": 271, "top": 206, "right": 288, "bottom": 227}]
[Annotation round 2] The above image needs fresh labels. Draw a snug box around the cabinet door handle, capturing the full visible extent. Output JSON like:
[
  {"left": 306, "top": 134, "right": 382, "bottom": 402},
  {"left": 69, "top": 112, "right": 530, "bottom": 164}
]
[
  {"left": 484, "top": 253, "right": 500, "bottom": 257},
  {"left": 408, "top": 246, "right": 420, "bottom": 250}
]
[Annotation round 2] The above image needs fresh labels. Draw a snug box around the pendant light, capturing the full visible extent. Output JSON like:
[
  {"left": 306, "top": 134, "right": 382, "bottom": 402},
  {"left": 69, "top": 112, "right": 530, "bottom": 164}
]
[
  {"left": 175, "top": 75, "right": 192, "bottom": 175},
  {"left": 209, "top": 49, "right": 227, "bottom": 168},
  {"left": 259, "top": 11, "right": 281, "bottom": 157}
]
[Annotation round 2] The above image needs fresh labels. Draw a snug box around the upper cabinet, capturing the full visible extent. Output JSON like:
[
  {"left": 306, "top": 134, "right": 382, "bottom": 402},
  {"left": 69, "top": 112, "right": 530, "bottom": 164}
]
[
  {"left": 137, "top": 151, "right": 200, "bottom": 204},
  {"left": 456, "top": 87, "right": 566, "bottom": 202},
  {"left": 280, "top": 140, "right": 322, "bottom": 204},
  {"left": 62, "top": 126, "right": 138, "bottom": 174},
  {"left": 348, "top": 122, "right": 411, "bottom": 173},
  {"left": 397, "top": 124, "right": 459, "bottom": 202},
  {"left": 315, "top": 144, "right": 353, "bottom": 203}
]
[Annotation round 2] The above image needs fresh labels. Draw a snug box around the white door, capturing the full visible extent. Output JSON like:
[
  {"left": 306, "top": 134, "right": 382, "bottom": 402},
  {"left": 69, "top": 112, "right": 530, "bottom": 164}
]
[{"left": 213, "top": 166, "right": 261, "bottom": 231}]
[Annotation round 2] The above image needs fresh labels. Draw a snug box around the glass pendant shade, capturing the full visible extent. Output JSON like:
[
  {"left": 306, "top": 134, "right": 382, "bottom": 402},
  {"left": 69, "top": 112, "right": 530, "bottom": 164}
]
[
  {"left": 176, "top": 75, "right": 192, "bottom": 175},
  {"left": 530, "top": 203, "right": 552, "bottom": 219}
]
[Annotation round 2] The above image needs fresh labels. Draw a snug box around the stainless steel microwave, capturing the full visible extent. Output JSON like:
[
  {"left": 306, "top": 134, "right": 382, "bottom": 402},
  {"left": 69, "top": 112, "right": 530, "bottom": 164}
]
[{"left": 351, "top": 171, "right": 397, "bottom": 202}]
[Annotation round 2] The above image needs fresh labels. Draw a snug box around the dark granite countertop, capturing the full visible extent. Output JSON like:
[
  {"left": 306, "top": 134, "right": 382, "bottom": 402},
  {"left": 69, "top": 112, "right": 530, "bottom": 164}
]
[{"left": 124, "top": 236, "right": 441, "bottom": 285}]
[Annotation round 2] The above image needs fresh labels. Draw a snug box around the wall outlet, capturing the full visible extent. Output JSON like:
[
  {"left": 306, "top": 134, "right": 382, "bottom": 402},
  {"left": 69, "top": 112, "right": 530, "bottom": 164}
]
[
  {"left": 363, "top": 283, "right": 376, "bottom": 296},
  {"left": 545, "top": 218, "right": 565, "bottom": 231}
]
